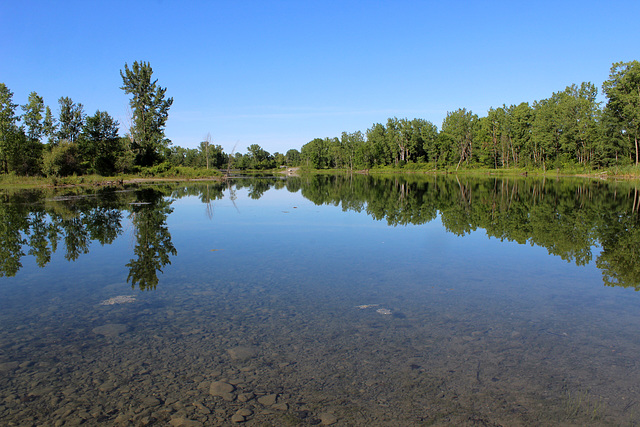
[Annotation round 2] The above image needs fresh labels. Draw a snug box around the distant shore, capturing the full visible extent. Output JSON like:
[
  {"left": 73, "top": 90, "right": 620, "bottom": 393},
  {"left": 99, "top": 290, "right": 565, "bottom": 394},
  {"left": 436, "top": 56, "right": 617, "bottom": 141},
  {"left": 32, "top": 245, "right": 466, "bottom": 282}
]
[{"left": 1, "top": 166, "right": 639, "bottom": 192}]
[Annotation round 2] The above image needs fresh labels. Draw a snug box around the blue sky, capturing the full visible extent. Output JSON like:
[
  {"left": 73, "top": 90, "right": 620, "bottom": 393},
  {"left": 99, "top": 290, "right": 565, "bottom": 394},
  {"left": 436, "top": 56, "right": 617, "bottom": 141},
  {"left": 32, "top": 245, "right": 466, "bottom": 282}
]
[{"left": 2, "top": 0, "right": 639, "bottom": 155}]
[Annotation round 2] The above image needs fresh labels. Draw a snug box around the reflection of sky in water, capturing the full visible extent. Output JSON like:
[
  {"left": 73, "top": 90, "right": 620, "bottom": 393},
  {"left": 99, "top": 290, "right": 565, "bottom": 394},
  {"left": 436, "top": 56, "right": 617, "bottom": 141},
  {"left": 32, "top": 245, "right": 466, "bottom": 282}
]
[{"left": 167, "top": 185, "right": 607, "bottom": 299}]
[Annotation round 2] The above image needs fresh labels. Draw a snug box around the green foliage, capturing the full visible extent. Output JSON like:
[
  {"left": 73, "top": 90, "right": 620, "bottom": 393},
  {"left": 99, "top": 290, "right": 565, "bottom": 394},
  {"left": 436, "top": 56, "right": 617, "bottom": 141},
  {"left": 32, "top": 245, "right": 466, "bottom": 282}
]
[
  {"left": 43, "top": 140, "right": 83, "bottom": 177},
  {"left": 441, "top": 108, "right": 478, "bottom": 169},
  {"left": 56, "top": 96, "right": 85, "bottom": 144},
  {"left": 0, "top": 83, "right": 20, "bottom": 174},
  {"left": 285, "top": 148, "right": 301, "bottom": 166},
  {"left": 21, "top": 92, "right": 45, "bottom": 142},
  {"left": 120, "top": 61, "right": 173, "bottom": 167},
  {"left": 295, "top": 61, "right": 638, "bottom": 173},
  {"left": 245, "top": 143, "right": 274, "bottom": 169},
  {"left": 603, "top": 60, "right": 640, "bottom": 166},
  {"left": 80, "top": 110, "right": 123, "bottom": 175},
  {"left": 43, "top": 106, "right": 57, "bottom": 144}
]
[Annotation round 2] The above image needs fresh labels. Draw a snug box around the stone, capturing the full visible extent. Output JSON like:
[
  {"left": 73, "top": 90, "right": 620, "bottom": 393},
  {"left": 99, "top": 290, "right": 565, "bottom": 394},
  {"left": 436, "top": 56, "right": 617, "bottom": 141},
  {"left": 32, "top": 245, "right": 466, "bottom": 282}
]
[
  {"left": 237, "top": 392, "right": 255, "bottom": 402},
  {"left": 209, "top": 381, "right": 234, "bottom": 396},
  {"left": 236, "top": 409, "right": 252, "bottom": 416},
  {"left": 273, "top": 403, "right": 289, "bottom": 411},
  {"left": 192, "top": 401, "right": 210, "bottom": 414},
  {"left": 231, "top": 413, "right": 245, "bottom": 423},
  {"left": 169, "top": 416, "right": 203, "bottom": 427},
  {"left": 209, "top": 381, "right": 235, "bottom": 400},
  {"left": 92, "top": 323, "right": 128, "bottom": 337},
  {"left": 257, "top": 394, "right": 277, "bottom": 406},
  {"left": 141, "top": 397, "right": 161, "bottom": 407},
  {"left": 227, "top": 346, "right": 258, "bottom": 361},
  {"left": 319, "top": 412, "right": 338, "bottom": 425},
  {"left": 0, "top": 362, "right": 19, "bottom": 372}
]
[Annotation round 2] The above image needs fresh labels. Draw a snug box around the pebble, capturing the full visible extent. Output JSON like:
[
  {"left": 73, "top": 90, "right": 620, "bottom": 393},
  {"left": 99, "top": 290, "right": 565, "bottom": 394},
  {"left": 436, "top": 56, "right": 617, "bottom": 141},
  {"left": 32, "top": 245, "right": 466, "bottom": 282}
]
[
  {"left": 192, "top": 401, "right": 210, "bottom": 414},
  {"left": 257, "top": 393, "right": 277, "bottom": 406},
  {"left": 237, "top": 392, "right": 255, "bottom": 402},
  {"left": 209, "top": 381, "right": 235, "bottom": 401},
  {"left": 319, "top": 412, "right": 338, "bottom": 425},
  {"left": 227, "top": 346, "right": 258, "bottom": 361},
  {"left": 141, "top": 397, "right": 162, "bottom": 407},
  {"left": 231, "top": 413, "right": 245, "bottom": 423},
  {"left": 169, "top": 416, "right": 204, "bottom": 427}
]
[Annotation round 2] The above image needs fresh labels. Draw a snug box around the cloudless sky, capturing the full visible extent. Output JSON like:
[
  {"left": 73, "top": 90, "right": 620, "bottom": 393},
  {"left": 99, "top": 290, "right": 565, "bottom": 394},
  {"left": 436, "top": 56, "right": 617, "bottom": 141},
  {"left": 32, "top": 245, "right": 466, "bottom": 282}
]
[{"left": 2, "top": 0, "right": 639, "bottom": 155}]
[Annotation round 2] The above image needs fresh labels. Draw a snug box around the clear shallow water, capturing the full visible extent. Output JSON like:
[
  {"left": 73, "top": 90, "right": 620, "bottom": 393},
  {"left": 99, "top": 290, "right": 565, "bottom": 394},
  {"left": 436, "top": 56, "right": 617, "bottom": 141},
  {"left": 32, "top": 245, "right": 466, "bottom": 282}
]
[{"left": 1, "top": 176, "right": 640, "bottom": 426}]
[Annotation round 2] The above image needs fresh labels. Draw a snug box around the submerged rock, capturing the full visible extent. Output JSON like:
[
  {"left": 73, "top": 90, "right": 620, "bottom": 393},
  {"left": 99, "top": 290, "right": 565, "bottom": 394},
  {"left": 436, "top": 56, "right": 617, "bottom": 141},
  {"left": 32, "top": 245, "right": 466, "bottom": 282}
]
[
  {"left": 257, "top": 394, "right": 277, "bottom": 406},
  {"left": 92, "top": 323, "right": 128, "bottom": 337},
  {"left": 209, "top": 381, "right": 235, "bottom": 401},
  {"left": 227, "top": 346, "right": 258, "bottom": 361},
  {"left": 100, "top": 295, "right": 136, "bottom": 305},
  {"left": 0, "top": 361, "right": 19, "bottom": 372},
  {"left": 319, "top": 412, "right": 338, "bottom": 425}
]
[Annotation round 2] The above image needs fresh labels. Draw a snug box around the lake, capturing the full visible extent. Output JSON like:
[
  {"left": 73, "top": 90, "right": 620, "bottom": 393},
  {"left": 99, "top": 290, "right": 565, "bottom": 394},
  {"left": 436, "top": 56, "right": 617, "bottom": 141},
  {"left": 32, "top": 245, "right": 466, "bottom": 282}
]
[{"left": 1, "top": 174, "right": 639, "bottom": 426}]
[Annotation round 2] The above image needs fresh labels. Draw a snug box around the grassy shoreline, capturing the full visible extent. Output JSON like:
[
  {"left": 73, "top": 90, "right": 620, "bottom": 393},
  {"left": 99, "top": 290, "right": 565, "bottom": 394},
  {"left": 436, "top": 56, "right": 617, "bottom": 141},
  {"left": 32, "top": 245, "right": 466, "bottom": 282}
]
[{"left": 2, "top": 165, "right": 639, "bottom": 191}]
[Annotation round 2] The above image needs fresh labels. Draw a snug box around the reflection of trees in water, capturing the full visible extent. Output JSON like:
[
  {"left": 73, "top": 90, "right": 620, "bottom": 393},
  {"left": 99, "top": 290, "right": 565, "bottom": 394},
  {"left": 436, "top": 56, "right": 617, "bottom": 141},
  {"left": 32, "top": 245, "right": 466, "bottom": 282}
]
[
  {"left": 297, "top": 174, "right": 640, "bottom": 290},
  {"left": 0, "top": 190, "right": 126, "bottom": 277},
  {"left": 126, "top": 189, "right": 177, "bottom": 291},
  {"left": 0, "top": 187, "right": 176, "bottom": 290},
  {"left": 2, "top": 177, "right": 640, "bottom": 290}
]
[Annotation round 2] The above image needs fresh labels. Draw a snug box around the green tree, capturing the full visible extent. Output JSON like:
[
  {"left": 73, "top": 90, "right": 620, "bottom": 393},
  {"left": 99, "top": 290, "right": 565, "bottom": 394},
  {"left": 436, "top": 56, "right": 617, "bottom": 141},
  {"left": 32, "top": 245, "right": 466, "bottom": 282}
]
[
  {"left": 42, "top": 140, "right": 82, "bottom": 177},
  {"left": 285, "top": 148, "right": 301, "bottom": 166},
  {"left": 341, "top": 131, "right": 364, "bottom": 170},
  {"left": 0, "top": 83, "right": 20, "bottom": 174},
  {"left": 21, "top": 92, "right": 45, "bottom": 142},
  {"left": 441, "top": 108, "right": 478, "bottom": 169},
  {"left": 57, "top": 97, "right": 85, "bottom": 144},
  {"left": 301, "top": 138, "right": 331, "bottom": 168},
  {"left": 80, "top": 110, "right": 122, "bottom": 175},
  {"left": 476, "top": 108, "right": 506, "bottom": 168},
  {"left": 602, "top": 60, "right": 640, "bottom": 166},
  {"left": 43, "top": 106, "right": 58, "bottom": 144},
  {"left": 246, "top": 144, "right": 273, "bottom": 169},
  {"left": 120, "top": 61, "right": 174, "bottom": 166}
]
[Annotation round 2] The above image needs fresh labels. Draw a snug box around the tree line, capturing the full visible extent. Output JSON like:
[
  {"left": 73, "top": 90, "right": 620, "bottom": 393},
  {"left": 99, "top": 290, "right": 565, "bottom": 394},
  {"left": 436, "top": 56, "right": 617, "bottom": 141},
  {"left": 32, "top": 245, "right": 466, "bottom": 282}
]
[
  {"left": 0, "top": 61, "right": 179, "bottom": 178},
  {"left": 2, "top": 60, "right": 639, "bottom": 177},
  {"left": 299, "top": 61, "right": 640, "bottom": 171}
]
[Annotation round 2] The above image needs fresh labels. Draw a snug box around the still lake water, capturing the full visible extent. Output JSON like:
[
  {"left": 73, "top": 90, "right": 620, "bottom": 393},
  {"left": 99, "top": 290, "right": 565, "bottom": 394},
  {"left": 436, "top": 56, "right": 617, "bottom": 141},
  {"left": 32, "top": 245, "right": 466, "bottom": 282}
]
[{"left": 1, "top": 175, "right": 640, "bottom": 426}]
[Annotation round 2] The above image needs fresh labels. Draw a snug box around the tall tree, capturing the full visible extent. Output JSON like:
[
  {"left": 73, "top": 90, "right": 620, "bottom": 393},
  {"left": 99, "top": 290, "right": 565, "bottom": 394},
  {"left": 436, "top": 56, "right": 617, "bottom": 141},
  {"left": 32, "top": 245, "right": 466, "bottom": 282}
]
[
  {"left": 120, "top": 61, "right": 174, "bottom": 167},
  {"left": 21, "top": 92, "right": 45, "bottom": 142},
  {"left": 441, "top": 108, "right": 478, "bottom": 170},
  {"left": 602, "top": 60, "right": 640, "bottom": 166},
  {"left": 57, "top": 97, "right": 85, "bottom": 143},
  {"left": 43, "top": 106, "right": 58, "bottom": 144},
  {"left": 0, "top": 83, "right": 20, "bottom": 173}
]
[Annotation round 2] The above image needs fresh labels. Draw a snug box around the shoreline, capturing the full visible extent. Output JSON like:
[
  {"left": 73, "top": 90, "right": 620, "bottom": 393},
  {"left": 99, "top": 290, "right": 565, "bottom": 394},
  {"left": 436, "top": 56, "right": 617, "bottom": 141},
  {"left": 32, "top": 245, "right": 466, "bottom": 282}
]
[{"left": 1, "top": 167, "right": 639, "bottom": 191}]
